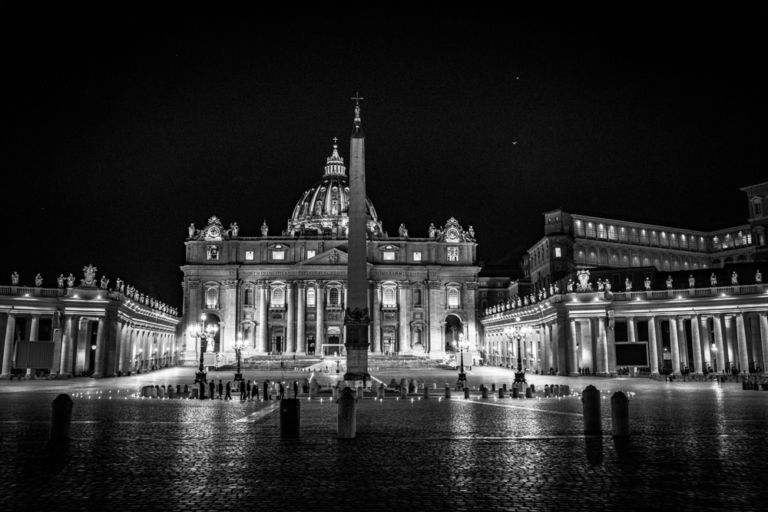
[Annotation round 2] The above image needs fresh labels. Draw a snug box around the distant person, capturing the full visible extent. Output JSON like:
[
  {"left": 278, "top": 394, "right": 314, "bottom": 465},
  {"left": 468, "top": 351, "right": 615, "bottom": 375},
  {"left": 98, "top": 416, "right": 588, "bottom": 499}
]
[
  {"left": 252, "top": 381, "right": 259, "bottom": 401},
  {"left": 263, "top": 380, "right": 269, "bottom": 400},
  {"left": 293, "top": 380, "right": 299, "bottom": 398},
  {"left": 217, "top": 379, "right": 223, "bottom": 400},
  {"left": 208, "top": 380, "right": 215, "bottom": 400},
  {"left": 278, "top": 382, "right": 285, "bottom": 400},
  {"left": 239, "top": 380, "right": 246, "bottom": 401},
  {"left": 225, "top": 381, "right": 232, "bottom": 400}
]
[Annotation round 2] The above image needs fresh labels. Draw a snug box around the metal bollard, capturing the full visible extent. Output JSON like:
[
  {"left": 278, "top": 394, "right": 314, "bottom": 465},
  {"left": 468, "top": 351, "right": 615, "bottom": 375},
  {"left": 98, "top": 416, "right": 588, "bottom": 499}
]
[
  {"left": 503, "top": 383, "right": 507, "bottom": 391},
  {"left": 445, "top": 385, "right": 451, "bottom": 399},
  {"left": 481, "top": 385, "right": 488, "bottom": 399},
  {"left": 581, "top": 385, "right": 601, "bottom": 436},
  {"left": 49, "top": 393, "right": 73, "bottom": 448},
  {"left": 464, "top": 387, "right": 470, "bottom": 399},
  {"left": 423, "top": 386, "right": 430, "bottom": 399},
  {"left": 512, "top": 387, "right": 519, "bottom": 398},
  {"left": 498, "top": 388, "right": 505, "bottom": 399},
  {"left": 280, "top": 398, "right": 300, "bottom": 439},
  {"left": 491, "top": 383, "right": 496, "bottom": 391},
  {"left": 337, "top": 387, "right": 356, "bottom": 439},
  {"left": 525, "top": 386, "right": 532, "bottom": 399},
  {"left": 611, "top": 391, "right": 629, "bottom": 438}
]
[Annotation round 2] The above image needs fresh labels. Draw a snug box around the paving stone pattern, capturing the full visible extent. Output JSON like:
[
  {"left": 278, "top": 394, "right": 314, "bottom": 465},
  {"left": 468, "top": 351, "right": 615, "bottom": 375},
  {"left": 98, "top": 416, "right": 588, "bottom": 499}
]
[{"left": 1, "top": 368, "right": 767, "bottom": 511}]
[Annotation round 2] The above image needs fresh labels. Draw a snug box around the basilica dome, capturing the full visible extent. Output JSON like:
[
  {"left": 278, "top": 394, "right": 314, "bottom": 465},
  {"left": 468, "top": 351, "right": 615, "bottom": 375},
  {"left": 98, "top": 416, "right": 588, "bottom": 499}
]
[{"left": 286, "top": 141, "right": 384, "bottom": 237}]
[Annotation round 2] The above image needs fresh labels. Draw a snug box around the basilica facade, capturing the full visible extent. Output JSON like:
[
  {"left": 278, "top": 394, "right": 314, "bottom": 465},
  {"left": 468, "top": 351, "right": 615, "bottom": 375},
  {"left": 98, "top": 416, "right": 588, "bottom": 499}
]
[{"left": 180, "top": 139, "right": 481, "bottom": 363}]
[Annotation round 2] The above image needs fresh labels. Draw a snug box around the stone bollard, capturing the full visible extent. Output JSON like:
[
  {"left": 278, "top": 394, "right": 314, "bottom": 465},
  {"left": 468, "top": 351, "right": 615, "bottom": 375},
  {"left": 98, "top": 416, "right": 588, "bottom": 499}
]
[
  {"left": 481, "top": 385, "right": 488, "bottom": 399},
  {"left": 190, "top": 388, "right": 199, "bottom": 399},
  {"left": 332, "top": 385, "right": 339, "bottom": 401},
  {"left": 553, "top": 384, "right": 560, "bottom": 397},
  {"left": 377, "top": 383, "right": 385, "bottom": 399},
  {"left": 400, "top": 386, "right": 408, "bottom": 399},
  {"left": 433, "top": 382, "right": 437, "bottom": 390},
  {"left": 183, "top": 384, "right": 189, "bottom": 397},
  {"left": 611, "top": 391, "right": 629, "bottom": 438},
  {"left": 491, "top": 383, "right": 496, "bottom": 391},
  {"left": 423, "top": 386, "right": 430, "bottom": 399},
  {"left": 152, "top": 385, "right": 159, "bottom": 398},
  {"left": 530, "top": 384, "right": 535, "bottom": 393},
  {"left": 280, "top": 398, "right": 300, "bottom": 439},
  {"left": 464, "top": 387, "right": 470, "bottom": 399},
  {"left": 498, "top": 388, "right": 505, "bottom": 399},
  {"left": 357, "top": 386, "right": 363, "bottom": 400},
  {"left": 48, "top": 393, "right": 73, "bottom": 449},
  {"left": 525, "top": 386, "right": 532, "bottom": 399},
  {"left": 503, "top": 383, "right": 507, "bottom": 391},
  {"left": 544, "top": 384, "right": 550, "bottom": 398},
  {"left": 563, "top": 385, "right": 570, "bottom": 396},
  {"left": 337, "top": 387, "right": 356, "bottom": 439},
  {"left": 167, "top": 386, "right": 174, "bottom": 399},
  {"left": 581, "top": 385, "right": 602, "bottom": 436},
  {"left": 512, "top": 387, "right": 519, "bottom": 398},
  {"left": 445, "top": 385, "right": 451, "bottom": 399},
  {"left": 176, "top": 384, "right": 182, "bottom": 397}
]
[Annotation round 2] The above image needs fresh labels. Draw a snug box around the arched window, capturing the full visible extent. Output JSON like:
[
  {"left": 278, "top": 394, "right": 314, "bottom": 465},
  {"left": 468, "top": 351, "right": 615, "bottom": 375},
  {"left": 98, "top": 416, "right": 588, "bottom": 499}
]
[
  {"left": 205, "top": 287, "right": 218, "bottom": 309},
  {"left": 383, "top": 287, "right": 396, "bottom": 307},
  {"left": 306, "top": 287, "right": 316, "bottom": 307},
  {"left": 329, "top": 287, "right": 340, "bottom": 305},
  {"left": 271, "top": 287, "right": 285, "bottom": 306},
  {"left": 447, "top": 287, "right": 460, "bottom": 308}
]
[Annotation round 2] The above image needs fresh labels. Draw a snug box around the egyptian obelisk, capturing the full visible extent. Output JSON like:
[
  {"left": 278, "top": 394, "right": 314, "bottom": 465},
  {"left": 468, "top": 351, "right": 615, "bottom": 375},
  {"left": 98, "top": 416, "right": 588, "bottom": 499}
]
[{"left": 343, "top": 93, "right": 370, "bottom": 383}]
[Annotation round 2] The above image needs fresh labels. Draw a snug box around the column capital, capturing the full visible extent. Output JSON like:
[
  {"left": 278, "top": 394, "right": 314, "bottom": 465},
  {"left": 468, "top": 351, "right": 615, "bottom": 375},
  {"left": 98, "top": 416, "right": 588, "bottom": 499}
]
[{"left": 296, "top": 280, "right": 306, "bottom": 289}]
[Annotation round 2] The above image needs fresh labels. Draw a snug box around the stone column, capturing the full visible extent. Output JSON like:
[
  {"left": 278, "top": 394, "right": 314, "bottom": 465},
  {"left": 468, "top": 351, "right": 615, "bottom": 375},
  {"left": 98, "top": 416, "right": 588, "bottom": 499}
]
[
  {"left": 759, "top": 313, "right": 768, "bottom": 375},
  {"left": 690, "top": 315, "right": 703, "bottom": 375},
  {"left": 0, "top": 314, "right": 16, "bottom": 378},
  {"left": 93, "top": 318, "right": 107, "bottom": 378},
  {"left": 26, "top": 316, "right": 40, "bottom": 377},
  {"left": 553, "top": 318, "right": 566, "bottom": 375},
  {"left": 627, "top": 316, "right": 636, "bottom": 342},
  {"left": 736, "top": 313, "right": 750, "bottom": 374},
  {"left": 569, "top": 319, "right": 579, "bottom": 376},
  {"left": 316, "top": 282, "right": 325, "bottom": 354},
  {"left": 713, "top": 314, "right": 726, "bottom": 373},
  {"left": 118, "top": 322, "right": 129, "bottom": 375},
  {"left": 60, "top": 315, "right": 77, "bottom": 377},
  {"left": 372, "top": 282, "right": 381, "bottom": 353},
  {"left": 606, "top": 315, "right": 616, "bottom": 375},
  {"left": 296, "top": 281, "right": 306, "bottom": 354},
  {"left": 531, "top": 329, "right": 540, "bottom": 373},
  {"left": 286, "top": 282, "right": 295, "bottom": 354},
  {"left": 596, "top": 317, "right": 608, "bottom": 376},
  {"left": 669, "top": 316, "right": 681, "bottom": 375},
  {"left": 258, "top": 282, "right": 269, "bottom": 353},
  {"left": 648, "top": 316, "right": 659, "bottom": 375},
  {"left": 677, "top": 318, "right": 689, "bottom": 369},
  {"left": 398, "top": 282, "right": 410, "bottom": 354},
  {"left": 724, "top": 315, "right": 736, "bottom": 371},
  {"left": 700, "top": 316, "right": 712, "bottom": 370}
]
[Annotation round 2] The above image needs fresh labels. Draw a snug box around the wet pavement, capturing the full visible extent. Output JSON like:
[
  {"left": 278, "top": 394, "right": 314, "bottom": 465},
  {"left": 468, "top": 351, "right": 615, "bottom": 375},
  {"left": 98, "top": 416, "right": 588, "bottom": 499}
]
[{"left": 1, "top": 366, "right": 767, "bottom": 511}]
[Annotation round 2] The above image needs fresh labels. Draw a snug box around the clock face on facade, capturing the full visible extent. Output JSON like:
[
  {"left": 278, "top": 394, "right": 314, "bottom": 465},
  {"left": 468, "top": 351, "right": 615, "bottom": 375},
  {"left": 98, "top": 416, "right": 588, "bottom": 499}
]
[
  {"left": 207, "top": 226, "right": 221, "bottom": 239},
  {"left": 445, "top": 228, "right": 460, "bottom": 242}
]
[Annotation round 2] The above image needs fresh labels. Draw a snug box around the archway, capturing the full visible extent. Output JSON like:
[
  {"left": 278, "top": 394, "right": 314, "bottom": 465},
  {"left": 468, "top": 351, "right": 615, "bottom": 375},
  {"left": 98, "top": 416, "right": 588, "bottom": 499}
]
[
  {"left": 203, "top": 314, "right": 221, "bottom": 353},
  {"left": 444, "top": 314, "right": 464, "bottom": 353}
]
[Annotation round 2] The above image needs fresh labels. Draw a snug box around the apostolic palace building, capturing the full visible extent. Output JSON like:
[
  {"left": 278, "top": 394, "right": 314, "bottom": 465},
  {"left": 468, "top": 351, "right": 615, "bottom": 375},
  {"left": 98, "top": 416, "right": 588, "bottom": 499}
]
[{"left": 1, "top": 106, "right": 767, "bottom": 380}]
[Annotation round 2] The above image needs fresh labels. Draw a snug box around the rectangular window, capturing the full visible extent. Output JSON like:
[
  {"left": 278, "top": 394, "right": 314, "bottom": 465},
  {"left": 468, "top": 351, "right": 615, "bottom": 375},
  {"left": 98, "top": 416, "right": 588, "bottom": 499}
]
[
  {"left": 245, "top": 250, "right": 254, "bottom": 261},
  {"left": 207, "top": 246, "right": 219, "bottom": 261},
  {"left": 554, "top": 247, "right": 562, "bottom": 258},
  {"left": 306, "top": 250, "right": 316, "bottom": 259},
  {"left": 383, "top": 251, "right": 396, "bottom": 261},
  {"left": 412, "top": 251, "right": 422, "bottom": 262},
  {"left": 272, "top": 251, "right": 285, "bottom": 260},
  {"left": 447, "top": 246, "right": 459, "bottom": 262}
]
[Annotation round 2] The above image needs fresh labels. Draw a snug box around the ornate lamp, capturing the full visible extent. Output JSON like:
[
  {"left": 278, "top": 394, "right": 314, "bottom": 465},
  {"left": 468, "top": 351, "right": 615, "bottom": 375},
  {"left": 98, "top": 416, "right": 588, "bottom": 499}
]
[{"left": 234, "top": 332, "right": 244, "bottom": 381}]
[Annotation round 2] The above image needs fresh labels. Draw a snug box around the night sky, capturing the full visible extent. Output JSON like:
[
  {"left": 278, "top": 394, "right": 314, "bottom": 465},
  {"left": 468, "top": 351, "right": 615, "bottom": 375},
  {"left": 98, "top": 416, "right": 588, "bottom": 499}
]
[{"left": 4, "top": 7, "right": 765, "bottom": 308}]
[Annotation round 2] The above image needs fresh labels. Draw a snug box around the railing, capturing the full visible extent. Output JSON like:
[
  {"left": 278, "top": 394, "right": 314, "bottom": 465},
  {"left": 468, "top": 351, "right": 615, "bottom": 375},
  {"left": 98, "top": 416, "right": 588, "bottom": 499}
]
[{"left": 0, "top": 286, "right": 66, "bottom": 297}]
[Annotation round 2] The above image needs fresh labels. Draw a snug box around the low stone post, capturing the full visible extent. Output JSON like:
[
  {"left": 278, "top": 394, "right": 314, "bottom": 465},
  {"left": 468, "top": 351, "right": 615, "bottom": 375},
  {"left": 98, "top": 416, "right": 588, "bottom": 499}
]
[
  {"left": 423, "top": 385, "right": 429, "bottom": 399},
  {"left": 337, "top": 387, "right": 356, "bottom": 439},
  {"left": 512, "top": 387, "right": 519, "bottom": 398},
  {"left": 309, "top": 379, "right": 319, "bottom": 398},
  {"left": 525, "top": 386, "right": 532, "bottom": 398},
  {"left": 280, "top": 398, "right": 300, "bottom": 439},
  {"left": 498, "top": 387, "right": 505, "bottom": 398},
  {"left": 377, "top": 383, "right": 385, "bottom": 399},
  {"left": 491, "top": 383, "right": 496, "bottom": 391},
  {"left": 544, "top": 384, "right": 550, "bottom": 397},
  {"left": 49, "top": 394, "right": 73, "bottom": 449},
  {"left": 611, "top": 391, "right": 629, "bottom": 438},
  {"left": 445, "top": 385, "right": 451, "bottom": 399},
  {"left": 581, "top": 385, "right": 601, "bottom": 436},
  {"left": 463, "top": 387, "right": 470, "bottom": 399},
  {"left": 400, "top": 386, "right": 407, "bottom": 399},
  {"left": 503, "top": 383, "right": 507, "bottom": 391},
  {"left": 481, "top": 385, "right": 488, "bottom": 399}
]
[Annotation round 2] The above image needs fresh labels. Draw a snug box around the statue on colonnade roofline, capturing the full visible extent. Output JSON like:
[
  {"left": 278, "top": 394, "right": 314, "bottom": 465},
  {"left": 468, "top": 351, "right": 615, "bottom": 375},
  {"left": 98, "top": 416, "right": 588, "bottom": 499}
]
[
  {"left": 100, "top": 276, "right": 109, "bottom": 290},
  {"left": 11, "top": 272, "right": 19, "bottom": 285},
  {"left": 398, "top": 223, "right": 408, "bottom": 238},
  {"left": 666, "top": 275, "right": 673, "bottom": 289},
  {"left": 524, "top": 296, "right": 529, "bottom": 306},
  {"left": 81, "top": 264, "right": 98, "bottom": 287},
  {"left": 567, "top": 279, "right": 574, "bottom": 292},
  {"left": 57, "top": 274, "right": 64, "bottom": 288},
  {"left": 710, "top": 273, "right": 717, "bottom": 286},
  {"left": 644, "top": 276, "right": 652, "bottom": 290},
  {"left": 261, "top": 220, "right": 268, "bottom": 237},
  {"left": 468, "top": 225, "right": 475, "bottom": 240},
  {"left": 188, "top": 223, "right": 196, "bottom": 239},
  {"left": 230, "top": 222, "right": 239, "bottom": 238},
  {"left": 35, "top": 273, "right": 43, "bottom": 287},
  {"left": 67, "top": 273, "right": 75, "bottom": 287},
  {"left": 688, "top": 275, "right": 695, "bottom": 288},
  {"left": 731, "top": 271, "right": 738, "bottom": 285},
  {"left": 604, "top": 280, "right": 611, "bottom": 292},
  {"left": 597, "top": 279, "right": 605, "bottom": 291},
  {"left": 624, "top": 277, "right": 632, "bottom": 291},
  {"left": 756, "top": 269, "right": 763, "bottom": 283},
  {"left": 516, "top": 297, "right": 522, "bottom": 307}
]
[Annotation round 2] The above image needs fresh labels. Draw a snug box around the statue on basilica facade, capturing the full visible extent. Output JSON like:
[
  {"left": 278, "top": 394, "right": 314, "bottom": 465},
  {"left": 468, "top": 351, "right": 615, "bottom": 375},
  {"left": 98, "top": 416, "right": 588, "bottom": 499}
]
[
  {"left": 731, "top": 271, "right": 738, "bottom": 285},
  {"left": 398, "top": 223, "right": 408, "bottom": 238},
  {"left": 688, "top": 275, "right": 695, "bottom": 288},
  {"left": 516, "top": 297, "right": 522, "bottom": 307},
  {"left": 35, "top": 273, "right": 43, "bottom": 287},
  {"left": 624, "top": 277, "right": 632, "bottom": 291},
  {"left": 549, "top": 284, "right": 554, "bottom": 296},
  {"left": 666, "top": 275, "right": 673, "bottom": 289},
  {"left": 100, "top": 275, "right": 109, "bottom": 290},
  {"left": 116, "top": 277, "right": 123, "bottom": 292},
  {"left": 567, "top": 279, "right": 574, "bottom": 292},
  {"left": 230, "top": 222, "right": 239, "bottom": 238},
  {"left": 468, "top": 225, "right": 475, "bottom": 240},
  {"left": 597, "top": 279, "right": 605, "bottom": 291},
  {"left": 524, "top": 296, "right": 529, "bottom": 306},
  {"left": 57, "top": 274, "right": 64, "bottom": 288},
  {"left": 428, "top": 223, "right": 437, "bottom": 238},
  {"left": 756, "top": 269, "right": 763, "bottom": 283},
  {"left": 67, "top": 273, "right": 75, "bottom": 287},
  {"left": 604, "top": 280, "right": 612, "bottom": 292},
  {"left": 553, "top": 282, "right": 560, "bottom": 294},
  {"left": 576, "top": 269, "right": 591, "bottom": 292},
  {"left": 710, "top": 273, "right": 718, "bottom": 286},
  {"left": 261, "top": 220, "right": 269, "bottom": 237},
  {"left": 11, "top": 272, "right": 19, "bottom": 285},
  {"left": 188, "top": 223, "right": 196, "bottom": 239},
  {"left": 644, "top": 276, "right": 652, "bottom": 290}
]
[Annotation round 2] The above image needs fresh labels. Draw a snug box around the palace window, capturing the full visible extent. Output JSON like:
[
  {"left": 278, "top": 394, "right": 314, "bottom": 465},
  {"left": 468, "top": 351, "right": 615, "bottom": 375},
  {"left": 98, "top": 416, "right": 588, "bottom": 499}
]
[
  {"left": 447, "top": 287, "right": 460, "bottom": 308},
  {"left": 205, "top": 287, "right": 219, "bottom": 309},
  {"left": 412, "top": 251, "right": 422, "bottom": 262},
  {"left": 306, "top": 250, "right": 316, "bottom": 259},
  {"left": 382, "top": 287, "right": 396, "bottom": 307},
  {"left": 554, "top": 246, "right": 562, "bottom": 258},
  {"left": 272, "top": 250, "right": 285, "bottom": 260},
  {"left": 597, "top": 224, "right": 607, "bottom": 239},
  {"left": 306, "top": 287, "right": 316, "bottom": 307},
  {"left": 574, "top": 220, "right": 585, "bottom": 237},
  {"left": 447, "top": 247, "right": 459, "bottom": 262},
  {"left": 244, "top": 289, "right": 253, "bottom": 306},
  {"left": 270, "top": 287, "right": 285, "bottom": 306},
  {"left": 383, "top": 251, "right": 396, "bottom": 261},
  {"left": 328, "top": 287, "right": 340, "bottom": 306},
  {"left": 245, "top": 250, "right": 254, "bottom": 261},
  {"left": 585, "top": 222, "right": 595, "bottom": 238},
  {"left": 607, "top": 225, "right": 617, "bottom": 240},
  {"left": 207, "top": 246, "right": 219, "bottom": 261},
  {"left": 413, "top": 288, "right": 422, "bottom": 306}
]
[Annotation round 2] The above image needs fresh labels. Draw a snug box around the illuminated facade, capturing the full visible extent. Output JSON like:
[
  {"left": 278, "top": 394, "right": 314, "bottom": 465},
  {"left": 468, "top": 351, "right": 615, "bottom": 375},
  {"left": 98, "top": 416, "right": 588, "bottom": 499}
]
[{"left": 180, "top": 134, "right": 481, "bottom": 363}]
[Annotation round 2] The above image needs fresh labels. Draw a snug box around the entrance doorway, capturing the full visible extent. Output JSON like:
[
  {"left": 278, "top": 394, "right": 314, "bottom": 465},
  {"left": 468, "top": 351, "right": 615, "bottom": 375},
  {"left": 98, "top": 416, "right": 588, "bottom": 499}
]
[{"left": 445, "top": 314, "right": 464, "bottom": 353}]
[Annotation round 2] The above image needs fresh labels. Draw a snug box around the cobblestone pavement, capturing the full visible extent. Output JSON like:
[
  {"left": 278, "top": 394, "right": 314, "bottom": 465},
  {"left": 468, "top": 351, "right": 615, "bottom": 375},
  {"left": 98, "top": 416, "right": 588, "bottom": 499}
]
[{"left": 1, "top": 367, "right": 767, "bottom": 511}]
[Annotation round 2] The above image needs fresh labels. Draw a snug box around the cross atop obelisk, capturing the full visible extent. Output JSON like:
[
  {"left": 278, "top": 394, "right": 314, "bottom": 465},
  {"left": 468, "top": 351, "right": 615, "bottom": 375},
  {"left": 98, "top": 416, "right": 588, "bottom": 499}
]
[{"left": 351, "top": 92, "right": 364, "bottom": 133}]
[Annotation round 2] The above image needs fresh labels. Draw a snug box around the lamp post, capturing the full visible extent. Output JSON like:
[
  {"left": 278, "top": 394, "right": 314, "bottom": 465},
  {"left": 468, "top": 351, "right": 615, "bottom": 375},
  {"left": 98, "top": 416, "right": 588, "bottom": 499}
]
[
  {"left": 193, "top": 314, "right": 218, "bottom": 386},
  {"left": 234, "top": 333, "right": 244, "bottom": 381},
  {"left": 457, "top": 333, "right": 468, "bottom": 385}
]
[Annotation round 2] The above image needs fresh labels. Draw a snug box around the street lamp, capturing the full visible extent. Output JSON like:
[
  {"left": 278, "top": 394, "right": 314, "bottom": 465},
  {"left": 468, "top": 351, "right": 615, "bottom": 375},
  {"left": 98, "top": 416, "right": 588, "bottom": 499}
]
[
  {"left": 234, "top": 332, "right": 244, "bottom": 381},
  {"left": 192, "top": 314, "right": 218, "bottom": 387},
  {"left": 457, "top": 333, "right": 469, "bottom": 385}
]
